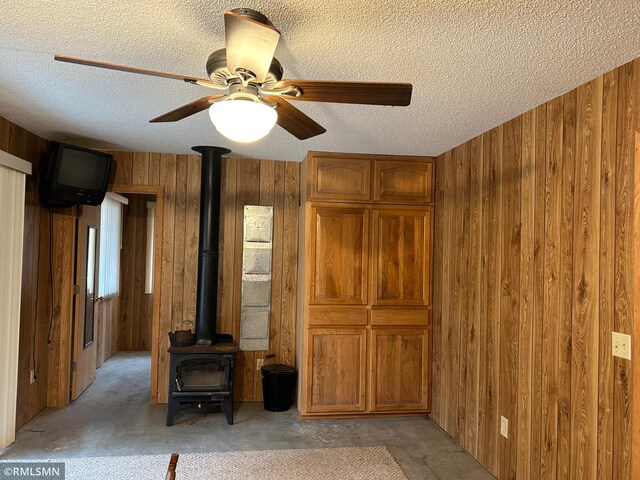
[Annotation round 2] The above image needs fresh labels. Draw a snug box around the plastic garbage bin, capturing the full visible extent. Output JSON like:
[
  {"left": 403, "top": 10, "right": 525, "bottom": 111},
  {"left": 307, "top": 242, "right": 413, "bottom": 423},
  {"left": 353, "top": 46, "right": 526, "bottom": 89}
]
[{"left": 261, "top": 364, "right": 297, "bottom": 412}]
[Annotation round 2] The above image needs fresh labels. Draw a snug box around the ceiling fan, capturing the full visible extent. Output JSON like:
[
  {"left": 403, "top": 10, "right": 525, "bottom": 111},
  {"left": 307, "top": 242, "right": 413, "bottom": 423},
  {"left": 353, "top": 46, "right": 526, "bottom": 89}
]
[{"left": 54, "top": 8, "right": 413, "bottom": 143}]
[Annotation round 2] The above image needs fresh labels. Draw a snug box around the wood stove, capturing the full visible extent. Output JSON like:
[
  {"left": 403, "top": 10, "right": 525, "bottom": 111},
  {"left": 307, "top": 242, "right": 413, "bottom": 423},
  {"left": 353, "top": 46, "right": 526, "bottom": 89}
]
[
  {"left": 166, "top": 146, "right": 238, "bottom": 426},
  {"left": 166, "top": 343, "right": 237, "bottom": 425}
]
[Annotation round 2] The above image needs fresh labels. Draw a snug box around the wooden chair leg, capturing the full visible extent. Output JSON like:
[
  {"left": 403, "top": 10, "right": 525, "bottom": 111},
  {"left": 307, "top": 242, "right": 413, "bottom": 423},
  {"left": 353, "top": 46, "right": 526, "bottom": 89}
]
[{"left": 165, "top": 453, "right": 179, "bottom": 480}]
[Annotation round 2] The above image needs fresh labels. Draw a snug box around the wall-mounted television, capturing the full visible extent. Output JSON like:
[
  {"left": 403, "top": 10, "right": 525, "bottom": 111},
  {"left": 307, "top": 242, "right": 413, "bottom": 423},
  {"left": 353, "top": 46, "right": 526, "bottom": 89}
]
[{"left": 40, "top": 142, "right": 113, "bottom": 208}]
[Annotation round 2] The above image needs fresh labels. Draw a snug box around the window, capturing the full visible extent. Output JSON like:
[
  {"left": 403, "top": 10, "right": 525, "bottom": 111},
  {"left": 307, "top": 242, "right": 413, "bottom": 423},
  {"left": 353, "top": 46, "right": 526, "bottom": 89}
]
[
  {"left": 98, "top": 196, "right": 123, "bottom": 297},
  {"left": 145, "top": 201, "right": 156, "bottom": 294}
]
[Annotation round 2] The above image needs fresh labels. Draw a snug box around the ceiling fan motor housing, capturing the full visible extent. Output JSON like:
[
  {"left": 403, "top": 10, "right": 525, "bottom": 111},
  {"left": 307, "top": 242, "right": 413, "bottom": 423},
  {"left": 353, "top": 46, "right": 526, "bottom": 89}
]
[
  {"left": 206, "top": 49, "right": 283, "bottom": 88},
  {"left": 230, "top": 8, "right": 274, "bottom": 27}
]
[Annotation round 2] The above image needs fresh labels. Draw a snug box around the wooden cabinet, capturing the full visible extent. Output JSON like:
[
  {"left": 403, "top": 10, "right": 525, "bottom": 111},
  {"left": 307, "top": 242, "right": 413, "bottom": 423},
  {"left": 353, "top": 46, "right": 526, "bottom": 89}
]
[
  {"left": 304, "top": 152, "right": 434, "bottom": 205},
  {"left": 299, "top": 151, "right": 435, "bottom": 418},
  {"left": 372, "top": 208, "right": 432, "bottom": 305},
  {"left": 370, "top": 328, "right": 430, "bottom": 412},
  {"left": 309, "top": 154, "right": 371, "bottom": 201},
  {"left": 305, "top": 328, "right": 367, "bottom": 413},
  {"left": 308, "top": 206, "right": 369, "bottom": 305},
  {"left": 373, "top": 160, "right": 434, "bottom": 203}
]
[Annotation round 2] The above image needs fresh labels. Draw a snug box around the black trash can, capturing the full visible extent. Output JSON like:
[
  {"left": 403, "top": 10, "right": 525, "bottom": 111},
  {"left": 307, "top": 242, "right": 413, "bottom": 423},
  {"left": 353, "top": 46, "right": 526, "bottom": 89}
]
[{"left": 261, "top": 364, "right": 297, "bottom": 412}]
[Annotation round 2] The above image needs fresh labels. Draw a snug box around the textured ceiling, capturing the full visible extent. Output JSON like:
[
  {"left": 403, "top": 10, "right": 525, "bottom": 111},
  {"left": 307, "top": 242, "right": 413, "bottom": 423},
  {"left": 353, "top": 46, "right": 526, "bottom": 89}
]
[{"left": 1, "top": 1, "right": 639, "bottom": 161}]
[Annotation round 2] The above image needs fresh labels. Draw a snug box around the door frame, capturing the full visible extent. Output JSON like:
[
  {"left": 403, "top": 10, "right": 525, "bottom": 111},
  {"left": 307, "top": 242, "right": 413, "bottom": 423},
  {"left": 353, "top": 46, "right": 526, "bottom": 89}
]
[{"left": 109, "top": 184, "right": 164, "bottom": 404}]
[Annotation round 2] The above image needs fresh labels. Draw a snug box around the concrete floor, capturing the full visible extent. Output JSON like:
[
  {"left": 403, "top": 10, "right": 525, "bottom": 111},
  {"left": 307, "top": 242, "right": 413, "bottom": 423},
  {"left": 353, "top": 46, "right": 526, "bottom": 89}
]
[{"left": 1, "top": 352, "right": 494, "bottom": 480}]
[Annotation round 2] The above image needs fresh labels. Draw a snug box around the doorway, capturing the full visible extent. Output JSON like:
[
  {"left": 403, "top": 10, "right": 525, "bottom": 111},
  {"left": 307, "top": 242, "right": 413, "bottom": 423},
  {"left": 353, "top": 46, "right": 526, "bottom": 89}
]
[
  {"left": 70, "top": 184, "right": 164, "bottom": 403},
  {"left": 108, "top": 184, "right": 164, "bottom": 404}
]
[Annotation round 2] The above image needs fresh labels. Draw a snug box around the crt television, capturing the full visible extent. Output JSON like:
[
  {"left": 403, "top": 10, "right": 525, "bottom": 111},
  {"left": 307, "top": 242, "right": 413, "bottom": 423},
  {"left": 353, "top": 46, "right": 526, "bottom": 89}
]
[{"left": 40, "top": 142, "right": 113, "bottom": 207}]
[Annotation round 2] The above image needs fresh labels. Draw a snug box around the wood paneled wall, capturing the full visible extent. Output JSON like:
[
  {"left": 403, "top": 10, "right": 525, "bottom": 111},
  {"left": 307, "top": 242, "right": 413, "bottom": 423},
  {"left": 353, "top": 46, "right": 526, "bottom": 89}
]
[
  {"left": 0, "top": 117, "right": 76, "bottom": 426},
  {"left": 107, "top": 152, "right": 299, "bottom": 403},
  {"left": 431, "top": 59, "right": 640, "bottom": 479},
  {"left": 118, "top": 193, "right": 154, "bottom": 351}
]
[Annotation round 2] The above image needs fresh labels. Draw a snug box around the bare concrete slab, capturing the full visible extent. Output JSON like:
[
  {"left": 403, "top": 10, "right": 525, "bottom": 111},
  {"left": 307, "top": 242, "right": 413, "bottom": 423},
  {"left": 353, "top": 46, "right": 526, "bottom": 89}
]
[{"left": 1, "top": 352, "right": 494, "bottom": 480}]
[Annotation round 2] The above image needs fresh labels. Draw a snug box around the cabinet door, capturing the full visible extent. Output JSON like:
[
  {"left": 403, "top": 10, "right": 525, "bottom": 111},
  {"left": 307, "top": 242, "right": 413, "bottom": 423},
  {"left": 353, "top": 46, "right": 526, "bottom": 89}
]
[
  {"left": 310, "top": 155, "right": 371, "bottom": 201},
  {"left": 370, "top": 328, "right": 429, "bottom": 411},
  {"left": 374, "top": 160, "right": 434, "bottom": 204},
  {"left": 309, "top": 206, "right": 369, "bottom": 305},
  {"left": 372, "top": 208, "right": 432, "bottom": 305},
  {"left": 305, "top": 328, "right": 367, "bottom": 413}
]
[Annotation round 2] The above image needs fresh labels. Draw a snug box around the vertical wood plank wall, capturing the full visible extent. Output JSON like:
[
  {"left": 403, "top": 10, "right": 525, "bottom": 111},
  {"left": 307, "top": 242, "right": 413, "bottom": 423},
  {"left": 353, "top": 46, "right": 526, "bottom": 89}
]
[
  {"left": 117, "top": 193, "right": 154, "bottom": 351},
  {"left": 108, "top": 152, "right": 299, "bottom": 403},
  {"left": 431, "top": 59, "right": 640, "bottom": 479},
  {"left": 0, "top": 117, "right": 77, "bottom": 427}
]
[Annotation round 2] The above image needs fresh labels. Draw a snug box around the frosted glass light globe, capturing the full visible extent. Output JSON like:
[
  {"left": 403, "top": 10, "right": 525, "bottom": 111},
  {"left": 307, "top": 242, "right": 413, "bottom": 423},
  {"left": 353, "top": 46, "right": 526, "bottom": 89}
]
[{"left": 208, "top": 99, "right": 277, "bottom": 143}]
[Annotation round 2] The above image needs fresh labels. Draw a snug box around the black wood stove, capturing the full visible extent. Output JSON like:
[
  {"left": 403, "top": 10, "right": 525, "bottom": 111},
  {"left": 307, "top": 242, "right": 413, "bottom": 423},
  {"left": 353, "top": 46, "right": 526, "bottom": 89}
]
[
  {"left": 167, "top": 343, "right": 237, "bottom": 425},
  {"left": 166, "top": 146, "right": 238, "bottom": 426}
]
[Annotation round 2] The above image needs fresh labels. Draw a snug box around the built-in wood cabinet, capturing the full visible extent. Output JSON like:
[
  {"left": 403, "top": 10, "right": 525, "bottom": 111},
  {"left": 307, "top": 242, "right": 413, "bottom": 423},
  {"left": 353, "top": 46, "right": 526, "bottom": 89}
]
[
  {"left": 308, "top": 206, "right": 369, "bottom": 305},
  {"left": 373, "top": 160, "right": 434, "bottom": 203},
  {"left": 298, "top": 151, "right": 435, "bottom": 418},
  {"left": 372, "top": 208, "right": 432, "bottom": 305},
  {"left": 309, "top": 155, "right": 371, "bottom": 202},
  {"left": 305, "top": 328, "right": 367, "bottom": 413},
  {"left": 370, "top": 328, "right": 430, "bottom": 412}
]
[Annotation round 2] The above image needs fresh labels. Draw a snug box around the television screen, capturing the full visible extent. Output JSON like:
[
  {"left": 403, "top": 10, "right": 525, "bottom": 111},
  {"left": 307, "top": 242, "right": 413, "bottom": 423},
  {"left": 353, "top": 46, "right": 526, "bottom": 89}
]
[
  {"left": 40, "top": 142, "right": 113, "bottom": 207},
  {"left": 56, "top": 146, "right": 111, "bottom": 190}
]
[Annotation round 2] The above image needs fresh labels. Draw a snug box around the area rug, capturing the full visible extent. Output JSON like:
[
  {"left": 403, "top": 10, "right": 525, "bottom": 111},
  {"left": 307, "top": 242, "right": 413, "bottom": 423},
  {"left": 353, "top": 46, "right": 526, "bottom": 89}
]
[{"left": 6, "top": 446, "right": 408, "bottom": 480}]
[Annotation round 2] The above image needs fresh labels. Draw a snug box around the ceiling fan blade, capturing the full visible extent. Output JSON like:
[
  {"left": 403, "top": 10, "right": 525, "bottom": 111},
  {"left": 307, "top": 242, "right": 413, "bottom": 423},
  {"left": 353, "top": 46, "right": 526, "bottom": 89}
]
[
  {"left": 264, "top": 97, "right": 326, "bottom": 140},
  {"left": 149, "top": 95, "right": 225, "bottom": 123},
  {"left": 54, "top": 54, "right": 218, "bottom": 87},
  {"left": 224, "top": 10, "right": 280, "bottom": 83},
  {"left": 276, "top": 80, "right": 412, "bottom": 106}
]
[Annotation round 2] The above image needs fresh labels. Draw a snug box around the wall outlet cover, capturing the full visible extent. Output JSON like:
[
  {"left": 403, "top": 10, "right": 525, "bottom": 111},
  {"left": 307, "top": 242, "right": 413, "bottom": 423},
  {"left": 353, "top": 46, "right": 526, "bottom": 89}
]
[
  {"left": 500, "top": 416, "right": 509, "bottom": 438},
  {"left": 612, "top": 331, "right": 632, "bottom": 360},
  {"left": 30, "top": 369, "right": 36, "bottom": 384},
  {"left": 256, "top": 358, "right": 265, "bottom": 371}
]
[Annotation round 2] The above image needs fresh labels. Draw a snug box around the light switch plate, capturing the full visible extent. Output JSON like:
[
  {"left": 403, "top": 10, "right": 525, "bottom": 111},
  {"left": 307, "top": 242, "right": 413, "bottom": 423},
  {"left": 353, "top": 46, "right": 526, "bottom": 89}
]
[
  {"left": 500, "top": 416, "right": 509, "bottom": 438},
  {"left": 612, "top": 332, "right": 631, "bottom": 360},
  {"left": 256, "top": 358, "right": 265, "bottom": 371},
  {"left": 30, "top": 369, "right": 36, "bottom": 384}
]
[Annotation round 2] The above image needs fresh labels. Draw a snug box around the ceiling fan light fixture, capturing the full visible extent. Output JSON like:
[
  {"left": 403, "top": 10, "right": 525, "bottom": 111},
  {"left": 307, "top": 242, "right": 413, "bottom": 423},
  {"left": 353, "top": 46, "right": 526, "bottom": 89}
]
[{"left": 208, "top": 98, "right": 277, "bottom": 143}]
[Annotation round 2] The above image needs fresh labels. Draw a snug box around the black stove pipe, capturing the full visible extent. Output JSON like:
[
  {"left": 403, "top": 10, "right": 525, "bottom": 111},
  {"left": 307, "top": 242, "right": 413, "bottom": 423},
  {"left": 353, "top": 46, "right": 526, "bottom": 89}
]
[{"left": 192, "top": 146, "right": 231, "bottom": 346}]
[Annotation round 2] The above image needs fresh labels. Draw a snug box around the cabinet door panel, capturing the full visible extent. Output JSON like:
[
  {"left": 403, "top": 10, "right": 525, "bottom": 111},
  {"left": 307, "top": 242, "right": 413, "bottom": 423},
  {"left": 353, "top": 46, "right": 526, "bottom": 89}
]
[
  {"left": 310, "top": 156, "right": 371, "bottom": 201},
  {"left": 373, "top": 208, "right": 432, "bottom": 305},
  {"left": 374, "top": 160, "right": 434, "bottom": 204},
  {"left": 310, "top": 207, "right": 369, "bottom": 304},
  {"left": 370, "top": 328, "right": 429, "bottom": 411},
  {"left": 306, "top": 328, "right": 367, "bottom": 413}
]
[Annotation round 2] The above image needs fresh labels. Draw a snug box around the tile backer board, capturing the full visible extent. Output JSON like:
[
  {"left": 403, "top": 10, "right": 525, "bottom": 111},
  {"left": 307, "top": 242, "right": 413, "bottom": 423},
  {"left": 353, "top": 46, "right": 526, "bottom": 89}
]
[{"left": 240, "top": 206, "right": 274, "bottom": 351}]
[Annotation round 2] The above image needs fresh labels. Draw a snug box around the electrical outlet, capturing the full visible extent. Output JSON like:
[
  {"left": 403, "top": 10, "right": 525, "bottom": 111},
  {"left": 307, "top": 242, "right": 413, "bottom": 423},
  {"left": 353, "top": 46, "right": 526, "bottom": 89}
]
[
  {"left": 257, "top": 358, "right": 265, "bottom": 371},
  {"left": 612, "top": 332, "right": 632, "bottom": 360},
  {"left": 500, "top": 416, "right": 509, "bottom": 438},
  {"left": 30, "top": 370, "right": 36, "bottom": 384}
]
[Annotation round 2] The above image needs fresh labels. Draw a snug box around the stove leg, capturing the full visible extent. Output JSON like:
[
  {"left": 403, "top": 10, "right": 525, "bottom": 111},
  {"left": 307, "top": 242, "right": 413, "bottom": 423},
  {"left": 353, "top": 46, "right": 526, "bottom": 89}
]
[
  {"left": 166, "top": 400, "right": 180, "bottom": 426},
  {"left": 222, "top": 397, "right": 233, "bottom": 425}
]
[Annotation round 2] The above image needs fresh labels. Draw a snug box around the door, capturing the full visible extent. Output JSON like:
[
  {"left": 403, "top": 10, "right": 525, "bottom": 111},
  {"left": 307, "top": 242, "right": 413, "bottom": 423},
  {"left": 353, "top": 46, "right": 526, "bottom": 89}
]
[
  {"left": 369, "top": 327, "right": 429, "bottom": 411},
  {"left": 372, "top": 207, "right": 432, "bottom": 305},
  {"left": 309, "top": 155, "right": 371, "bottom": 202},
  {"left": 373, "top": 159, "right": 434, "bottom": 203},
  {"left": 305, "top": 328, "right": 367, "bottom": 413},
  {"left": 309, "top": 206, "right": 369, "bottom": 305},
  {"left": 71, "top": 204, "right": 100, "bottom": 400}
]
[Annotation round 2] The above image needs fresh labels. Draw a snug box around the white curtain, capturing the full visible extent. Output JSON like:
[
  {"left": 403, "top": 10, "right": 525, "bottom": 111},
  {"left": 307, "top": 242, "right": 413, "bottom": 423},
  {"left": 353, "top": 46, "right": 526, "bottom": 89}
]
[
  {"left": 0, "top": 158, "right": 28, "bottom": 450},
  {"left": 98, "top": 196, "right": 123, "bottom": 297}
]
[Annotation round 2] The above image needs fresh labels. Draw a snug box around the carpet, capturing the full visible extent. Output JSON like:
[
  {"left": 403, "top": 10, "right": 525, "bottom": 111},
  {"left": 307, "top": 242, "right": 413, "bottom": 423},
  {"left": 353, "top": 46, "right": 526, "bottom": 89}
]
[{"left": 7, "top": 446, "right": 408, "bottom": 480}]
